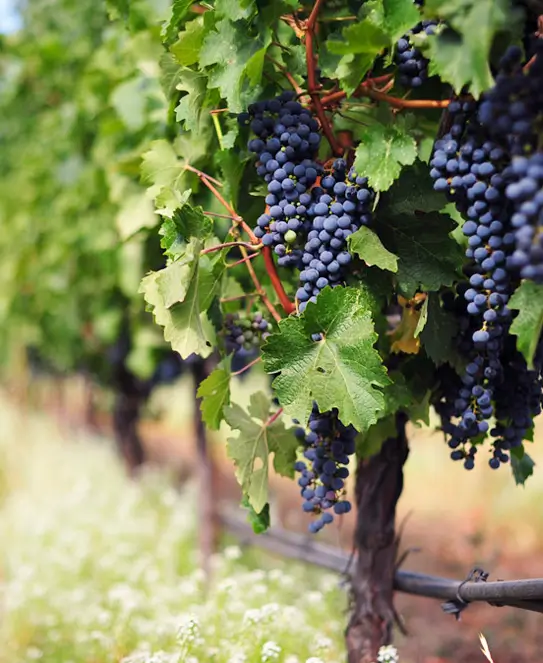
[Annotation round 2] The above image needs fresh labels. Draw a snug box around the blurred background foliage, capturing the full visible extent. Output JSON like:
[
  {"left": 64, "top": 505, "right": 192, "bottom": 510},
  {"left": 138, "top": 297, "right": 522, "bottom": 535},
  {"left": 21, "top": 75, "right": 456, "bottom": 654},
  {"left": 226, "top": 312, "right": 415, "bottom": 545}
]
[{"left": 0, "top": 0, "right": 172, "bottom": 382}]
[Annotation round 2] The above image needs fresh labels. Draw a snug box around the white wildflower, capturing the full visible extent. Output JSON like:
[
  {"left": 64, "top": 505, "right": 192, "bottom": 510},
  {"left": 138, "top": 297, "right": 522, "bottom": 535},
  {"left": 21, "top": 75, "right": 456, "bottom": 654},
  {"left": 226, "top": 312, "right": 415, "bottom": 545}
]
[
  {"left": 223, "top": 545, "right": 242, "bottom": 560},
  {"left": 315, "top": 636, "right": 333, "bottom": 651},
  {"left": 377, "top": 644, "right": 399, "bottom": 663},
  {"left": 176, "top": 614, "right": 200, "bottom": 644},
  {"left": 261, "top": 640, "right": 282, "bottom": 662}
]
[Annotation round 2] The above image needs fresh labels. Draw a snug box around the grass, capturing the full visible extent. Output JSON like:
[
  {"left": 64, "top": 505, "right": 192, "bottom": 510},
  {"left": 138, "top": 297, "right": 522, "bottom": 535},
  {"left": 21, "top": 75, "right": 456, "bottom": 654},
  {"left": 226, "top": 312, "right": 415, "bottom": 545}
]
[{"left": 0, "top": 398, "right": 352, "bottom": 663}]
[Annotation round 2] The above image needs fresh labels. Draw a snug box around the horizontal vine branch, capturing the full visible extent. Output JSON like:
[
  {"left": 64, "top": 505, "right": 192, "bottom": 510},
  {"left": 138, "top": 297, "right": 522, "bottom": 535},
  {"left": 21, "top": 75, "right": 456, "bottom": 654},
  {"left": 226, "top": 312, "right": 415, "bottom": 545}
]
[{"left": 220, "top": 509, "right": 543, "bottom": 614}]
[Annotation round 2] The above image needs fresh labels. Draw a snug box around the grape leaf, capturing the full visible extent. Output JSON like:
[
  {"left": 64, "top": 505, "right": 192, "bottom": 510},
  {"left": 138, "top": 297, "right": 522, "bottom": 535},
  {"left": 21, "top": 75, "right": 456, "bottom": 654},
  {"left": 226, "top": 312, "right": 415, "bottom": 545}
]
[
  {"left": 175, "top": 68, "right": 208, "bottom": 132},
  {"left": 200, "top": 19, "right": 271, "bottom": 112},
  {"left": 225, "top": 392, "right": 298, "bottom": 513},
  {"left": 162, "top": 202, "right": 213, "bottom": 255},
  {"left": 378, "top": 210, "right": 463, "bottom": 297},
  {"left": 215, "top": 0, "right": 255, "bottom": 20},
  {"left": 241, "top": 495, "right": 270, "bottom": 533},
  {"left": 382, "top": 0, "right": 421, "bottom": 43},
  {"left": 353, "top": 114, "right": 418, "bottom": 192},
  {"left": 509, "top": 281, "right": 543, "bottom": 369},
  {"left": 170, "top": 18, "right": 205, "bottom": 67},
  {"left": 197, "top": 356, "right": 232, "bottom": 430},
  {"left": 140, "top": 242, "right": 224, "bottom": 359},
  {"left": 423, "top": 0, "right": 512, "bottom": 97},
  {"left": 116, "top": 192, "right": 158, "bottom": 240},
  {"left": 162, "top": 0, "right": 193, "bottom": 43},
  {"left": 420, "top": 292, "right": 461, "bottom": 367},
  {"left": 348, "top": 226, "right": 398, "bottom": 272},
  {"left": 381, "top": 162, "right": 450, "bottom": 216},
  {"left": 326, "top": 20, "right": 389, "bottom": 57},
  {"left": 262, "top": 286, "right": 390, "bottom": 432},
  {"left": 141, "top": 140, "right": 189, "bottom": 217},
  {"left": 111, "top": 77, "right": 147, "bottom": 131},
  {"left": 511, "top": 446, "right": 535, "bottom": 486},
  {"left": 159, "top": 53, "right": 184, "bottom": 101}
]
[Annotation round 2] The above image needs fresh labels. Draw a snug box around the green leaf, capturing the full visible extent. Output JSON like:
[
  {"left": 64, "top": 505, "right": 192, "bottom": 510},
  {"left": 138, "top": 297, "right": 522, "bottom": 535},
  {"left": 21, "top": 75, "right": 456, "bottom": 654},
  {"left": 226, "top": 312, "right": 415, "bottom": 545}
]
[
  {"left": 215, "top": 0, "right": 255, "bottom": 21},
  {"left": 197, "top": 356, "right": 232, "bottom": 430},
  {"left": 377, "top": 208, "right": 463, "bottom": 297},
  {"left": 159, "top": 53, "right": 184, "bottom": 101},
  {"left": 382, "top": 0, "right": 421, "bottom": 43},
  {"left": 225, "top": 392, "right": 298, "bottom": 513},
  {"left": 420, "top": 292, "right": 460, "bottom": 367},
  {"left": 141, "top": 140, "right": 188, "bottom": 217},
  {"left": 116, "top": 192, "right": 158, "bottom": 240},
  {"left": 159, "top": 202, "right": 213, "bottom": 258},
  {"left": 353, "top": 114, "right": 418, "bottom": 192},
  {"left": 334, "top": 53, "right": 377, "bottom": 95},
  {"left": 110, "top": 77, "right": 147, "bottom": 131},
  {"left": 262, "top": 286, "right": 390, "bottom": 431},
  {"left": 241, "top": 495, "right": 270, "bottom": 533},
  {"left": 381, "top": 162, "right": 449, "bottom": 217},
  {"left": 424, "top": 0, "right": 512, "bottom": 97},
  {"left": 326, "top": 20, "right": 390, "bottom": 56},
  {"left": 170, "top": 18, "right": 205, "bottom": 67},
  {"left": 140, "top": 243, "right": 224, "bottom": 359},
  {"left": 175, "top": 68, "right": 208, "bottom": 132},
  {"left": 162, "top": 0, "right": 194, "bottom": 43},
  {"left": 511, "top": 446, "right": 535, "bottom": 486},
  {"left": 348, "top": 226, "right": 398, "bottom": 272},
  {"left": 509, "top": 281, "right": 543, "bottom": 369},
  {"left": 200, "top": 19, "right": 271, "bottom": 112}
]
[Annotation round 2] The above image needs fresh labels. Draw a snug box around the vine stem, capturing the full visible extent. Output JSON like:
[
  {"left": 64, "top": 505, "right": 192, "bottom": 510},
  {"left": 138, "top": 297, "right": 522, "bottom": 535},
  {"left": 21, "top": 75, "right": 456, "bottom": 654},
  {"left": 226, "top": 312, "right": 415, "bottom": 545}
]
[
  {"left": 203, "top": 211, "right": 240, "bottom": 220},
  {"left": 320, "top": 75, "right": 394, "bottom": 106},
  {"left": 265, "top": 407, "right": 284, "bottom": 427},
  {"left": 240, "top": 247, "right": 283, "bottom": 323},
  {"left": 184, "top": 164, "right": 223, "bottom": 187},
  {"left": 190, "top": 167, "right": 293, "bottom": 320},
  {"left": 190, "top": 168, "right": 258, "bottom": 241},
  {"left": 362, "top": 88, "right": 450, "bottom": 109},
  {"left": 220, "top": 292, "right": 259, "bottom": 303},
  {"left": 265, "top": 55, "right": 305, "bottom": 95},
  {"left": 305, "top": 0, "right": 343, "bottom": 156},
  {"left": 200, "top": 241, "right": 262, "bottom": 255},
  {"left": 319, "top": 75, "right": 449, "bottom": 109},
  {"left": 262, "top": 247, "right": 296, "bottom": 314},
  {"left": 226, "top": 253, "right": 260, "bottom": 268},
  {"left": 232, "top": 356, "right": 262, "bottom": 376}
]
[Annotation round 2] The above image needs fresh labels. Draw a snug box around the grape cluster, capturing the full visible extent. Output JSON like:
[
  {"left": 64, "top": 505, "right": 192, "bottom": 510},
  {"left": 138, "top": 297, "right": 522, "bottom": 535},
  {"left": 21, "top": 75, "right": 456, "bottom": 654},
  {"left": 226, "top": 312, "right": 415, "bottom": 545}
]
[
  {"left": 240, "top": 91, "right": 322, "bottom": 264},
  {"left": 223, "top": 312, "right": 271, "bottom": 357},
  {"left": 504, "top": 154, "right": 543, "bottom": 283},
  {"left": 294, "top": 406, "right": 355, "bottom": 533},
  {"left": 429, "top": 47, "right": 543, "bottom": 468},
  {"left": 490, "top": 337, "right": 543, "bottom": 465},
  {"left": 296, "top": 159, "right": 375, "bottom": 311},
  {"left": 395, "top": 20, "right": 438, "bottom": 88},
  {"left": 478, "top": 44, "right": 543, "bottom": 158},
  {"left": 254, "top": 196, "right": 312, "bottom": 268}
]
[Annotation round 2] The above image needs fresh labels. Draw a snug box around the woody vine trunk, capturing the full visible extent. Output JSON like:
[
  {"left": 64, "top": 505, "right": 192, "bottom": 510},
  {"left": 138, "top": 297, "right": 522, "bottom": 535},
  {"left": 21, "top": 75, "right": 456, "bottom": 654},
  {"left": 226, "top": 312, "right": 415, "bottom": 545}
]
[{"left": 346, "top": 414, "right": 409, "bottom": 663}]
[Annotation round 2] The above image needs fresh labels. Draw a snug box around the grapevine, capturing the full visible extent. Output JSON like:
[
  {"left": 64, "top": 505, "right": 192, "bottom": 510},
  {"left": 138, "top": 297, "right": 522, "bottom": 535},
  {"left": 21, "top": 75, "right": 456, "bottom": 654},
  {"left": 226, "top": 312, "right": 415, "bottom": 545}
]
[{"left": 6, "top": 0, "right": 543, "bottom": 661}]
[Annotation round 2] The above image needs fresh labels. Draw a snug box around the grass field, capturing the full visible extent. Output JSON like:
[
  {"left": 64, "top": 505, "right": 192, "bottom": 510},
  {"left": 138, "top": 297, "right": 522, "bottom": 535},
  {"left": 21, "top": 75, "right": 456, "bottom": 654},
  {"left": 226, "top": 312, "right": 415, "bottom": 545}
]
[{"left": 0, "top": 397, "right": 352, "bottom": 663}]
